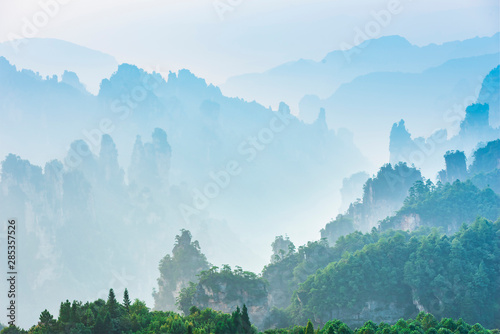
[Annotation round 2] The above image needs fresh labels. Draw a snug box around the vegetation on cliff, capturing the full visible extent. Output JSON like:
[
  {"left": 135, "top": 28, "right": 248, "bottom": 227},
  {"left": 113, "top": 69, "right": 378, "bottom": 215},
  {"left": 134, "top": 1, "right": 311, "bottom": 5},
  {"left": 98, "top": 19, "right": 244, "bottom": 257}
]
[
  {"left": 380, "top": 180, "right": 500, "bottom": 231},
  {"left": 154, "top": 229, "right": 211, "bottom": 311},
  {"left": 289, "top": 218, "right": 500, "bottom": 329}
]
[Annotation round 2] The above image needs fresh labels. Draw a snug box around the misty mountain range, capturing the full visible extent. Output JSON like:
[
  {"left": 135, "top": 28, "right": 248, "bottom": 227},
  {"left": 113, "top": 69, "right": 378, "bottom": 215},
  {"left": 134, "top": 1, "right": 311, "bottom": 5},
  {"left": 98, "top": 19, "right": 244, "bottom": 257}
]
[
  {"left": 222, "top": 33, "right": 499, "bottom": 111},
  {"left": 0, "top": 34, "right": 499, "bottom": 328}
]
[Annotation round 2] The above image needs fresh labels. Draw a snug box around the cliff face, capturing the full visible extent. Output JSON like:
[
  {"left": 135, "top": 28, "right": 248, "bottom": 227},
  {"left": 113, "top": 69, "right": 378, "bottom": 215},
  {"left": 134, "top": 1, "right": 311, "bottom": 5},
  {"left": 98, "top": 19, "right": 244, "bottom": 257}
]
[
  {"left": 322, "top": 163, "right": 422, "bottom": 239},
  {"left": 193, "top": 280, "right": 269, "bottom": 329},
  {"left": 477, "top": 66, "right": 499, "bottom": 128},
  {"left": 323, "top": 300, "right": 410, "bottom": 327},
  {"left": 154, "top": 229, "right": 210, "bottom": 311},
  {"left": 394, "top": 213, "right": 462, "bottom": 234},
  {"left": 399, "top": 214, "right": 421, "bottom": 232}
]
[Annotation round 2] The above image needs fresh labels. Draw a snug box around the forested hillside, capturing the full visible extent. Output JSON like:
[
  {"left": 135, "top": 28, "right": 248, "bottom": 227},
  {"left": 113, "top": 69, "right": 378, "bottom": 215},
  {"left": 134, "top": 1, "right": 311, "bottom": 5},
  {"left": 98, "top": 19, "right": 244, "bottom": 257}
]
[
  {"left": 161, "top": 141, "right": 500, "bottom": 331},
  {"left": 380, "top": 180, "right": 500, "bottom": 232},
  {"left": 290, "top": 218, "right": 500, "bottom": 328}
]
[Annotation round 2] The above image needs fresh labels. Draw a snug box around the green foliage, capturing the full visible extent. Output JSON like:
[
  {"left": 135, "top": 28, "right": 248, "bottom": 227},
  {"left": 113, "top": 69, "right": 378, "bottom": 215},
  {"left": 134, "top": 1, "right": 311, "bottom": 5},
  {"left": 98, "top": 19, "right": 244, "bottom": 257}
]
[
  {"left": 263, "top": 224, "right": 435, "bottom": 320},
  {"left": 178, "top": 265, "right": 268, "bottom": 318},
  {"left": 363, "top": 163, "right": 422, "bottom": 204},
  {"left": 242, "top": 304, "right": 252, "bottom": 333},
  {"left": 3, "top": 297, "right": 494, "bottom": 334},
  {"left": 321, "top": 215, "right": 356, "bottom": 246},
  {"left": 305, "top": 320, "right": 314, "bottom": 334},
  {"left": 470, "top": 169, "right": 500, "bottom": 195},
  {"left": 39, "top": 310, "right": 55, "bottom": 327},
  {"left": 469, "top": 140, "right": 500, "bottom": 176},
  {"left": 288, "top": 218, "right": 500, "bottom": 329},
  {"left": 177, "top": 281, "right": 198, "bottom": 315},
  {"left": 329, "top": 163, "right": 422, "bottom": 235},
  {"left": 380, "top": 180, "right": 500, "bottom": 231},
  {"left": 0, "top": 325, "right": 25, "bottom": 334},
  {"left": 106, "top": 288, "right": 120, "bottom": 319},
  {"left": 123, "top": 288, "right": 131, "bottom": 313},
  {"left": 262, "top": 237, "right": 363, "bottom": 311}
]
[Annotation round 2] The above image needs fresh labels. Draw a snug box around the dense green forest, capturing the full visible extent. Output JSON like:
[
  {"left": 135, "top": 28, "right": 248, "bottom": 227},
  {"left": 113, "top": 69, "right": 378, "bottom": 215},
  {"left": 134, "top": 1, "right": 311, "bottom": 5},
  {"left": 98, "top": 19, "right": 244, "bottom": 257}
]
[
  {"left": 379, "top": 180, "right": 500, "bottom": 231},
  {"left": 324, "top": 140, "right": 500, "bottom": 243},
  {"left": 468, "top": 140, "right": 500, "bottom": 194},
  {"left": 1, "top": 293, "right": 498, "bottom": 334},
  {"left": 289, "top": 218, "right": 500, "bottom": 329}
]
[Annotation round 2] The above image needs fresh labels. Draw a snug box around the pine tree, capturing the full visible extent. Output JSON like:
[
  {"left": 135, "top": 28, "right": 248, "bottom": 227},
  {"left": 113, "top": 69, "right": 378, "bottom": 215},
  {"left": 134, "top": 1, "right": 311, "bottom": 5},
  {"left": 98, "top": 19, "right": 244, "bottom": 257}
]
[
  {"left": 39, "top": 309, "right": 54, "bottom": 326},
  {"left": 58, "top": 300, "right": 71, "bottom": 323},
  {"left": 305, "top": 320, "right": 314, "bottom": 334},
  {"left": 338, "top": 324, "right": 351, "bottom": 334},
  {"left": 70, "top": 301, "right": 80, "bottom": 323},
  {"left": 82, "top": 307, "right": 95, "bottom": 327},
  {"left": 232, "top": 306, "right": 243, "bottom": 333},
  {"left": 94, "top": 316, "right": 103, "bottom": 334},
  {"left": 123, "top": 288, "right": 131, "bottom": 313},
  {"left": 242, "top": 304, "right": 252, "bottom": 333},
  {"left": 107, "top": 288, "right": 120, "bottom": 319}
]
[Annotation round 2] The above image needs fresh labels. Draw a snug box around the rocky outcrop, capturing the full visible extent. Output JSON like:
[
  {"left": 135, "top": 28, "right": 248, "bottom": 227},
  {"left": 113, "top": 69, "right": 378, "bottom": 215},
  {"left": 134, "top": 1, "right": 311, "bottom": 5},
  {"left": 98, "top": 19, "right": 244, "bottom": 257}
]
[
  {"left": 128, "top": 128, "right": 171, "bottom": 191},
  {"left": 399, "top": 213, "right": 421, "bottom": 232},
  {"left": 323, "top": 300, "right": 410, "bottom": 327},
  {"left": 154, "top": 230, "right": 210, "bottom": 311},
  {"left": 194, "top": 279, "right": 269, "bottom": 329},
  {"left": 99, "top": 134, "right": 124, "bottom": 187},
  {"left": 477, "top": 66, "right": 499, "bottom": 128}
]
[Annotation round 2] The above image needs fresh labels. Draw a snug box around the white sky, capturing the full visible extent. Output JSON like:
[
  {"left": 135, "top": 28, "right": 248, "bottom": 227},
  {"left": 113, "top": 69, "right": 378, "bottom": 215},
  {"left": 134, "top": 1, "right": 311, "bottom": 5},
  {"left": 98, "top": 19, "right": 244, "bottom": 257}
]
[{"left": 0, "top": 0, "right": 499, "bottom": 84}]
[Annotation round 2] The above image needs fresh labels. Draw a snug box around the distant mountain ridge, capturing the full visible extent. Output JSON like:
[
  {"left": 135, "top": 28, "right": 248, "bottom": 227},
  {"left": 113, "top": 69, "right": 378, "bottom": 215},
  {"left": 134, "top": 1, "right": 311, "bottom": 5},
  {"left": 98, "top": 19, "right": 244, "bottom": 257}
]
[
  {"left": 222, "top": 33, "right": 500, "bottom": 114},
  {"left": 302, "top": 53, "right": 500, "bottom": 167},
  {"left": 0, "top": 38, "right": 118, "bottom": 94}
]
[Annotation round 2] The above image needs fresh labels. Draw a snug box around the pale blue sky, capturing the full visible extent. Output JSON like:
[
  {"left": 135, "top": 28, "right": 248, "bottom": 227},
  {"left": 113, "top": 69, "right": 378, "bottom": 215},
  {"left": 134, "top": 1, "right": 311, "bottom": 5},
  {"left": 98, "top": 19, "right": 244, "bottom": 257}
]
[{"left": 1, "top": 0, "right": 499, "bottom": 84}]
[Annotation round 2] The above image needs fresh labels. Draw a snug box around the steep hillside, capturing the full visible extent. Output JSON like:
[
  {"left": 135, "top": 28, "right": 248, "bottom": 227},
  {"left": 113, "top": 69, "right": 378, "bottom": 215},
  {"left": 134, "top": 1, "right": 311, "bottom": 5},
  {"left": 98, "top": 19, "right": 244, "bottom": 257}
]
[{"left": 290, "top": 218, "right": 500, "bottom": 328}]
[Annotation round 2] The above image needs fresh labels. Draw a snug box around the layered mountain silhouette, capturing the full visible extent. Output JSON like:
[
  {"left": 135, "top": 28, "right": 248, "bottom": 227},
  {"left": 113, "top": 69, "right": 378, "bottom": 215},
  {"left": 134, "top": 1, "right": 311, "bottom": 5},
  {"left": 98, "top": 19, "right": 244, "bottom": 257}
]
[
  {"left": 222, "top": 33, "right": 499, "bottom": 112},
  {"left": 222, "top": 34, "right": 500, "bottom": 165},
  {"left": 0, "top": 38, "right": 118, "bottom": 94}
]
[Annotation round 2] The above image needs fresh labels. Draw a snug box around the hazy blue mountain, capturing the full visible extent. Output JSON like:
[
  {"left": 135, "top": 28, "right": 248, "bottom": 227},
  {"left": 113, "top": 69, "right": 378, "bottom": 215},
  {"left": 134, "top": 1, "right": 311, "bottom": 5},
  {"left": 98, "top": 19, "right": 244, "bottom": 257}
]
[
  {"left": 0, "top": 58, "right": 369, "bottom": 327},
  {"left": 0, "top": 56, "right": 101, "bottom": 167},
  {"left": 0, "top": 38, "right": 118, "bottom": 94},
  {"left": 303, "top": 54, "right": 500, "bottom": 167},
  {"left": 338, "top": 171, "right": 370, "bottom": 213},
  {"left": 389, "top": 66, "right": 500, "bottom": 177},
  {"left": 478, "top": 65, "right": 500, "bottom": 127},
  {"left": 222, "top": 34, "right": 500, "bottom": 114}
]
